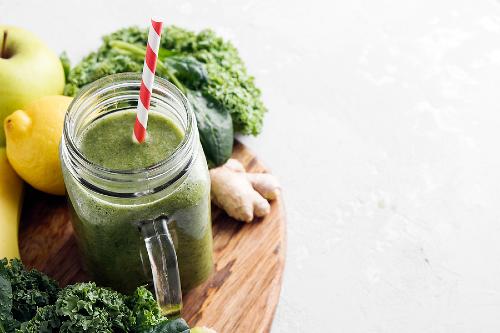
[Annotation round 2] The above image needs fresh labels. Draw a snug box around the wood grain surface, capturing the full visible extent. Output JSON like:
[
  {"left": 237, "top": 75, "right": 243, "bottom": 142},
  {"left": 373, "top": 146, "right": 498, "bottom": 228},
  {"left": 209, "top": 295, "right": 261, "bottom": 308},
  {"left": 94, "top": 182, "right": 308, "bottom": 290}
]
[{"left": 19, "top": 141, "right": 286, "bottom": 333}]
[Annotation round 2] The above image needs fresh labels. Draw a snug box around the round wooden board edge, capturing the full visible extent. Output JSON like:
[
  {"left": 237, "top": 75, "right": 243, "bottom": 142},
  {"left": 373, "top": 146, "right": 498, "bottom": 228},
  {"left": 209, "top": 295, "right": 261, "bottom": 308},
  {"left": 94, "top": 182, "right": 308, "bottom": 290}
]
[
  {"left": 238, "top": 141, "right": 287, "bottom": 333},
  {"left": 263, "top": 195, "right": 287, "bottom": 333}
]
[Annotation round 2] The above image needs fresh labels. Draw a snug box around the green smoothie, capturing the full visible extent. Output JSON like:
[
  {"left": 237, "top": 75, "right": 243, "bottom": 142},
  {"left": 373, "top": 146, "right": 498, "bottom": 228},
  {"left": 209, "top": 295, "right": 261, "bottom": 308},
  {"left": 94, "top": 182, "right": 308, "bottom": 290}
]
[
  {"left": 79, "top": 112, "right": 184, "bottom": 169},
  {"left": 62, "top": 110, "right": 213, "bottom": 293}
]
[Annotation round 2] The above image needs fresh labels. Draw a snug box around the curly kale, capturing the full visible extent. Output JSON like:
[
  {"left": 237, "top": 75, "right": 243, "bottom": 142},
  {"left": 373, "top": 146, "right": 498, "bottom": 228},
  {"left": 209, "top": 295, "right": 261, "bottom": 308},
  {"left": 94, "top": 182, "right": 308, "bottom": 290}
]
[
  {"left": 127, "top": 286, "right": 166, "bottom": 332},
  {"left": 16, "top": 306, "right": 60, "bottom": 333},
  {"left": 64, "top": 25, "right": 266, "bottom": 136},
  {"left": 55, "top": 282, "right": 133, "bottom": 333},
  {"left": 0, "top": 268, "right": 15, "bottom": 333},
  {"left": 0, "top": 259, "right": 189, "bottom": 333},
  {"left": 0, "top": 258, "right": 60, "bottom": 332},
  {"left": 0, "top": 259, "right": 60, "bottom": 332}
]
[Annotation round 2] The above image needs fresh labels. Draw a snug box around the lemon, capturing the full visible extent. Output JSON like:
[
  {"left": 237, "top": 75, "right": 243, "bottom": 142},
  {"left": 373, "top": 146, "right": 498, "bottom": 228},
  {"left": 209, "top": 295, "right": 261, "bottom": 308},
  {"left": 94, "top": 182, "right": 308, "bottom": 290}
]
[{"left": 4, "top": 95, "right": 72, "bottom": 195}]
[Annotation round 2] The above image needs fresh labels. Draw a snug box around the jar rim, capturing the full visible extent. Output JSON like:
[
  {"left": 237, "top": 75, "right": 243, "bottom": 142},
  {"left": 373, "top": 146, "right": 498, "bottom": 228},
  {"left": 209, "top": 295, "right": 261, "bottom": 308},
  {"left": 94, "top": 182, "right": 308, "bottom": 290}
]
[
  {"left": 61, "top": 72, "right": 198, "bottom": 198},
  {"left": 64, "top": 72, "right": 195, "bottom": 175}
]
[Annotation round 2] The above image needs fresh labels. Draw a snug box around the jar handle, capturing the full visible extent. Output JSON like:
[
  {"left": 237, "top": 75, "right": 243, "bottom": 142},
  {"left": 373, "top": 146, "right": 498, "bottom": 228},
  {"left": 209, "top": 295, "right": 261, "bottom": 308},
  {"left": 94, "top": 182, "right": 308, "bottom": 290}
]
[{"left": 137, "top": 216, "right": 182, "bottom": 317}]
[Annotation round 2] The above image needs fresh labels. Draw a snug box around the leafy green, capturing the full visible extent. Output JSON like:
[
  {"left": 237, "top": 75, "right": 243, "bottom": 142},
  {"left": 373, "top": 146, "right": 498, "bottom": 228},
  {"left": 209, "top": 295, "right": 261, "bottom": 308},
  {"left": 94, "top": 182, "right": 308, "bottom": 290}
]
[
  {"left": 0, "top": 270, "right": 14, "bottom": 333},
  {"left": 17, "top": 305, "right": 60, "bottom": 333},
  {"left": 165, "top": 56, "right": 208, "bottom": 90},
  {"left": 0, "top": 259, "right": 191, "bottom": 333},
  {"left": 106, "top": 38, "right": 233, "bottom": 166},
  {"left": 0, "top": 271, "right": 12, "bottom": 320},
  {"left": 63, "top": 25, "right": 266, "bottom": 149},
  {"left": 187, "top": 91, "right": 233, "bottom": 167},
  {"left": 127, "top": 286, "right": 166, "bottom": 332},
  {"left": 142, "top": 318, "right": 190, "bottom": 333},
  {"left": 106, "top": 39, "right": 233, "bottom": 165},
  {"left": 60, "top": 52, "right": 71, "bottom": 84},
  {"left": 55, "top": 282, "right": 133, "bottom": 332},
  {"left": 107, "top": 40, "right": 187, "bottom": 95},
  {"left": 0, "top": 259, "right": 59, "bottom": 325},
  {"left": 0, "top": 259, "right": 59, "bottom": 333}
]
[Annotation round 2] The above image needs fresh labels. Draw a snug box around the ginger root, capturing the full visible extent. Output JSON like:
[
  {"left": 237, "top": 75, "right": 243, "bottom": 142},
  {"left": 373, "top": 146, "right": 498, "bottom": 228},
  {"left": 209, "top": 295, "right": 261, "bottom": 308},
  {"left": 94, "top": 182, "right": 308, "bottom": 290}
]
[{"left": 210, "top": 158, "right": 280, "bottom": 222}]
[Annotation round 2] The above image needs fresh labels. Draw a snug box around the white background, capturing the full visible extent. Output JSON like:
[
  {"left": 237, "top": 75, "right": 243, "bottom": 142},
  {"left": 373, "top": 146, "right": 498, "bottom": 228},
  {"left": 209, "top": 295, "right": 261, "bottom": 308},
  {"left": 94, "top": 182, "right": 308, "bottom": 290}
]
[{"left": 4, "top": 0, "right": 500, "bottom": 332}]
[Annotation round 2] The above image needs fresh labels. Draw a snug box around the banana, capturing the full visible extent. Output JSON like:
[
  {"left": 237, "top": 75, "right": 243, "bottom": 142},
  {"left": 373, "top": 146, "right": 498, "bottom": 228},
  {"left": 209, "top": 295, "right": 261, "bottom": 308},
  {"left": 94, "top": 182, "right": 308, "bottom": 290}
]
[{"left": 0, "top": 147, "right": 23, "bottom": 259}]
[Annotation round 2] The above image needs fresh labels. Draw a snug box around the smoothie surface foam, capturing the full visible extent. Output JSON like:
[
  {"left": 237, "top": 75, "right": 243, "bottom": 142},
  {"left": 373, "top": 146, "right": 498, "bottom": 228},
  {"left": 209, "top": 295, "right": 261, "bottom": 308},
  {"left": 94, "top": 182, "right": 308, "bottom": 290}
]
[{"left": 78, "top": 110, "right": 184, "bottom": 170}]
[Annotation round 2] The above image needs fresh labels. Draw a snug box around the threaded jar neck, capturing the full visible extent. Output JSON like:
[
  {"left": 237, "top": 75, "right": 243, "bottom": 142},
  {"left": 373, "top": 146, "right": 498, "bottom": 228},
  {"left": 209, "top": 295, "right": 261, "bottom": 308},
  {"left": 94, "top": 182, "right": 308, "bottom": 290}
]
[{"left": 61, "top": 73, "right": 198, "bottom": 198}]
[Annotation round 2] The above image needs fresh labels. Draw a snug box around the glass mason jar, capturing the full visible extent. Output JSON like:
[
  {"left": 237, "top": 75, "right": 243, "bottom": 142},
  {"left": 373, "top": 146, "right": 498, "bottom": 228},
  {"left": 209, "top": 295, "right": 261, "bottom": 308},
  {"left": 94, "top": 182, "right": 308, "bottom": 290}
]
[{"left": 60, "top": 73, "right": 214, "bottom": 301}]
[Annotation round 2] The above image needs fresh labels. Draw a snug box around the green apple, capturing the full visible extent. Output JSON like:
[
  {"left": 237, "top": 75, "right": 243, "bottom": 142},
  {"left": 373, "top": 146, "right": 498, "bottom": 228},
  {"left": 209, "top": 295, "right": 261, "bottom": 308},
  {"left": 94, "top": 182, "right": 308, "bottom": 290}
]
[{"left": 0, "top": 25, "right": 65, "bottom": 146}]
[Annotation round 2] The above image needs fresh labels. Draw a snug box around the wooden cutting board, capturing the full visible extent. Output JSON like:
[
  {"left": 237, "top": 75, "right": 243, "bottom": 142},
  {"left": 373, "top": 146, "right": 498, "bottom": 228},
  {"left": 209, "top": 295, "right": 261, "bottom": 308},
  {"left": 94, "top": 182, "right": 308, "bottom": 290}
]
[{"left": 19, "top": 141, "right": 286, "bottom": 333}]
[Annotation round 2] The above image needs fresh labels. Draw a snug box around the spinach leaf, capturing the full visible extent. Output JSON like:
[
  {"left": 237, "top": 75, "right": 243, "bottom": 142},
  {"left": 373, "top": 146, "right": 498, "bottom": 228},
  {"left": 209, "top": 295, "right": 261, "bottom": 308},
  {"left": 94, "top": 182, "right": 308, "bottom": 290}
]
[
  {"left": 142, "top": 318, "right": 190, "bottom": 333},
  {"left": 164, "top": 56, "right": 208, "bottom": 90},
  {"left": 187, "top": 90, "right": 233, "bottom": 167}
]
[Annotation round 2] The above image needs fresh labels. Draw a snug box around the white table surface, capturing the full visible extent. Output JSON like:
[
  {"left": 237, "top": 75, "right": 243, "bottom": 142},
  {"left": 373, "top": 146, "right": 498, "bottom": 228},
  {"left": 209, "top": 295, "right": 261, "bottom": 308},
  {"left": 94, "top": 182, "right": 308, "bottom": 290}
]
[{"left": 4, "top": 0, "right": 500, "bottom": 332}]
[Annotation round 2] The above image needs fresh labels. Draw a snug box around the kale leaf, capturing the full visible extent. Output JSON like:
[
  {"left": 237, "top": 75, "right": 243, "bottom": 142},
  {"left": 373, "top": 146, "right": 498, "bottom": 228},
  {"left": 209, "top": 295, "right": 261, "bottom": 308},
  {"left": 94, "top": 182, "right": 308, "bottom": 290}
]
[
  {"left": 17, "top": 305, "right": 60, "bottom": 333},
  {"left": 19, "top": 283, "right": 187, "bottom": 333},
  {"left": 0, "top": 259, "right": 59, "bottom": 333},
  {"left": 0, "top": 259, "right": 59, "bottom": 327},
  {"left": 0, "top": 259, "right": 191, "bottom": 333},
  {"left": 135, "top": 318, "right": 190, "bottom": 333},
  {"left": 55, "top": 282, "right": 133, "bottom": 332},
  {"left": 0, "top": 259, "right": 189, "bottom": 333},
  {"left": 127, "top": 286, "right": 167, "bottom": 332},
  {"left": 0, "top": 269, "right": 12, "bottom": 319},
  {"left": 64, "top": 25, "right": 266, "bottom": 136},
  {"left": 0, "top": 269, "right": 15, "bottom": 333}
]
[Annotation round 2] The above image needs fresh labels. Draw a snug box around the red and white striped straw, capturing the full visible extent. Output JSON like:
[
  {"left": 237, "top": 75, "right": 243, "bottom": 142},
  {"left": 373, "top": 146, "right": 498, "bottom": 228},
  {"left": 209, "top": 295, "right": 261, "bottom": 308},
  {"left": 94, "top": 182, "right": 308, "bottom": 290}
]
[{"left": 134, "top": 19, "right": 163, "bottom": 143}]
